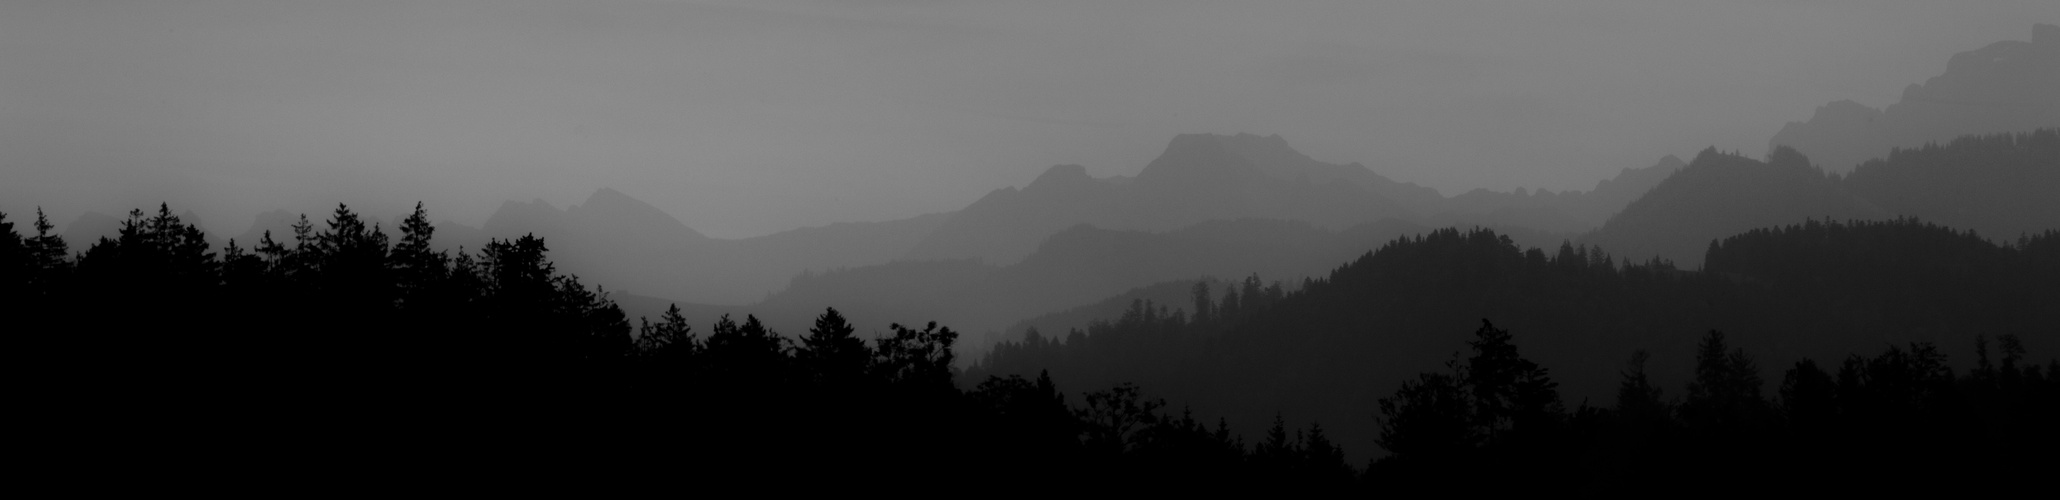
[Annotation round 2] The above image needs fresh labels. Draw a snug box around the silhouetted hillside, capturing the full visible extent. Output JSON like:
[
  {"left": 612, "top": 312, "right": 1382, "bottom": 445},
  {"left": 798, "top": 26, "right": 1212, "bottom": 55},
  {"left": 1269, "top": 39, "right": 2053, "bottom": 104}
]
[
  {"left": 1770, "top": 24, "right": 2059, "bottom": 171},
  {"left": 1843, "top": 129, "right": 2060, "bottom": 240},
  {"left": 476, "top": 188, "right": 735, "bottom": 302},
  {"left": 973, "top": 221, "right": 2060, "bottom": 463},
  {"left": 756, "top": 218, "right": 1434, "bottom": 354},
  {"left": 998, "top": 278, "right": 1226, "bottom": 347},
  {"left": 1583, "top": 147, "right": 1887, "bottom": 265},
  {"left": 11, "top": 205, "right": 2048, "bottom": 490}
]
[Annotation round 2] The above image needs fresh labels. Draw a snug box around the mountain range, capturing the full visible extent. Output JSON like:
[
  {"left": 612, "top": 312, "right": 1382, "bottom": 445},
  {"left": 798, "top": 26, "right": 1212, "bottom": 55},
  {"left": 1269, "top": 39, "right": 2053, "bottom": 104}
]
[
  {"left": 50, "top": 25, "right": 2060, "bottom": 362},
  {"left": 1769, "top": 23, "right": 2058, "bottom": 171},
  {"left": 1587, "top": 130, "right": 2057, "bottom": 266}
]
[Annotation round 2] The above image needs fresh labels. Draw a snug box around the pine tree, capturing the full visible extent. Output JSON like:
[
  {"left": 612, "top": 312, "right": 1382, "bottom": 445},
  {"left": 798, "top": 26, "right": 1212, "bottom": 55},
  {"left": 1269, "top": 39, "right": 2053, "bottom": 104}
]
[
  {"left": 0, "top": 211, "right": 23, "bottom": 303},
  {"left": 799, "top": 307, "right": 867, "bottom": 384},
  {"left": 1616, "top": 350, "right": 1666, "bottom": 420},
  {"left": 1465, "top": 319, "right": 1562, "bottom": 439},
  {"left": 636, "top": 304, "right": 698, "bottom": 359},
  {"left": 25, "top": 208, "right": 71, "bottom": 281},
  {"left": 392, "top": 202, "right": 448, "bottom": 307},
  {"left": 1685, "top": 330, "right": 1764, "bottom": 428},
  {"left": 1376, "top": 371, "right": 1475, "bottom": 461}
]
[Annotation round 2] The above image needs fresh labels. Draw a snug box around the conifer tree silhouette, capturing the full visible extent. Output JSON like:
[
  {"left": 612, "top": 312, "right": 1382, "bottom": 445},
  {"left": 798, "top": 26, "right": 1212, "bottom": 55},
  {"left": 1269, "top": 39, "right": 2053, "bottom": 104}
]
[
  {"left": 1465, "top": 319, "right": 1563, "bottom": 439},
  {"left": 798, "top": 307, "right": 867, "bottom": 386}
]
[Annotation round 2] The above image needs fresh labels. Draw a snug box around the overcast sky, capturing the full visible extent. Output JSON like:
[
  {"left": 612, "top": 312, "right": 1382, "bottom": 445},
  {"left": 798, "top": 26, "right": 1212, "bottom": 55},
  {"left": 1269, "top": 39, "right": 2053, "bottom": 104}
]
[{"left": 3, "top": 1, "right": 2054, "bottom": 238}]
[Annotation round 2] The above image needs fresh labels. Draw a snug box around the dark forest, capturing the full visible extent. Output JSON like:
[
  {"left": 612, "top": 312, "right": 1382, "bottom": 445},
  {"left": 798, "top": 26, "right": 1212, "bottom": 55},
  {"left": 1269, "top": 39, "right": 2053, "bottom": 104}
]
[
  {"left": 5, "top": 200, "right": 2052, "bottom": 491},
  {"left": 5, "top": 18, "right": 2056, "bottom": 492}
]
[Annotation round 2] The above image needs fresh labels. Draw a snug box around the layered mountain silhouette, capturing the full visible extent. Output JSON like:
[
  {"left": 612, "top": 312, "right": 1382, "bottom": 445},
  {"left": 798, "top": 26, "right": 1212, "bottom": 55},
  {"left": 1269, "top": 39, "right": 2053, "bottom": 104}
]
[
  {"left": 904, "top": 134, "right": 1426, "bottom": 265},
  {"left": 1843, "top": 130, "right": 2060, "bottom": 241},
  {"left": 1770, "top": 23, "right": 2059, "bottom": 172},
  {"left": 998, "top": 278, "right": 1227, "bottom": 346},
  {"left": 972, "top": 221, "right": 2060, "bottom": 466},
  {"left": 466, "top": 188, "right": 947, "bottom": 305},
  {"left": 736, "top": 213, "right": 1582, "bottom": 355},
  {"left": 74, "top": 24, "right": 2050, "bottom": 353},
  {"left": 1586, "top": 129, "right": 2058, "bottom": 266},
  {"left": 1583, "top": 147, "right": 1890, "bottom": 266},
  {"left": 899, "top": 132, "right": 1672, "bottom": 266},
  {"left": 1429, "top": 155, "right": 1684, "bottom": 233},
  {"left": 68, "top": 131, "right": 1672, "bottom": 309}
]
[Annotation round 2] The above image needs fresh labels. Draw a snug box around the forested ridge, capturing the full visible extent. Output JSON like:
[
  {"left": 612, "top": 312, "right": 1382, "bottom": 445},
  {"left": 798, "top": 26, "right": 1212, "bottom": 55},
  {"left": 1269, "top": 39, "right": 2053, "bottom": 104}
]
[
  {"left": 3, "top": 205, "right": 2054, "bottom": 490},
  {"left": 0, "top": 204, "right": 1361, "bottom": 488},
  {"left": 1584, "top": 129, "right": 2058, "bottom": 266},
  {"left": 973, "top": 219, "right": 2059, "bottom": 489}
]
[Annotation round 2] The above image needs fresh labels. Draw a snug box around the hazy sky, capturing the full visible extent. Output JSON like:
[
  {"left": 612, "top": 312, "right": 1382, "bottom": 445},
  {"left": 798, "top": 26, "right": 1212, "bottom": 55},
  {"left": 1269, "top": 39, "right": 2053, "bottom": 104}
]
[{"left": 3, "top": 1, "right": 2054, "bottom": 238}]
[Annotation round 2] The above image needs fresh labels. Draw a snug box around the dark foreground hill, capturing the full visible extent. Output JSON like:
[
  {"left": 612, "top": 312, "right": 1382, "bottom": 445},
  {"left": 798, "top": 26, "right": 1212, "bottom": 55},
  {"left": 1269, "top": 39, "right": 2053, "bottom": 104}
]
[
  {"left": 972, "top": 220, "right": 2060, "bottom": 464},
  {"left": 6, "top": 206, "right": 2052, "bottom": 490}
]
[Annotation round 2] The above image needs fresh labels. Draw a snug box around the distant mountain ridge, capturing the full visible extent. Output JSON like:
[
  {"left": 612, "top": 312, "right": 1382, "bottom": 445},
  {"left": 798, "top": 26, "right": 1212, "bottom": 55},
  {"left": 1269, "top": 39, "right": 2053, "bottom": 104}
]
[
  {"left": 461, "top": 189, "right": 946, "bottom": 305},
  {"left": 751, "top": 218, "right": 1439, "bottom": 354},
  {"left": 1583, "top": 147, "right": 1891, "bottom": 265},
  {"left": 903, "top": 133, "right": 1426, "bottom": 265},
  {"left": 65, "top": 130, "right": 1674, "bottom": 309},
  {"left": 1586, "top": 129, "right": 2059, "bottom": 267},
  {"left": 1430, "top": 155, "right": 1684, "bottom": 233},
  {"left": 1770, "top": 23, "right": 2059, "bottom": 171}
]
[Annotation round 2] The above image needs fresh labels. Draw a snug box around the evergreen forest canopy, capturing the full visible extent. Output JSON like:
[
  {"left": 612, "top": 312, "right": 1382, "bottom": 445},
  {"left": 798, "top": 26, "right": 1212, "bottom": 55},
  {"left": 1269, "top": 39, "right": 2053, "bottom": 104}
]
[{"left": 3, "top": 200, "right": 2053, "bottom": 490}]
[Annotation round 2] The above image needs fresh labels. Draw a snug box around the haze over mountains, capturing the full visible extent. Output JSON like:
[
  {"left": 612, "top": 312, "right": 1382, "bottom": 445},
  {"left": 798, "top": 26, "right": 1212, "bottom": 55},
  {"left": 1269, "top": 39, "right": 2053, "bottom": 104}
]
[
  {"left": 1770, "top": 23, "right": 2059, "bottom": 172},
  {"left": 15, "top": 4, "right": 2060, "bottom": 488},
  {"left": 42, "top": 24, "right": 2060, "bottom": 359},
  {"left": 436, "top": 132, "right": 1652, "bottom": 340},
  {"left": 1587, "top": 130, "right": 2057, "bottom": 267}
]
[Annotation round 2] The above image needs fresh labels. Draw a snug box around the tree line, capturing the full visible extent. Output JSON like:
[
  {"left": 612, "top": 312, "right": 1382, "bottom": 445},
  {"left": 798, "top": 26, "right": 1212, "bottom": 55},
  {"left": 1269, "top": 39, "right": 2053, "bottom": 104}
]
[
  {"left": 5, "top": 205, "right": 2053, "bottom": 489},
  {"left": 1371, "top": 321, "right": 2053, "bottom": 495},
  {"left": 972, "top": 219, "right": 2059, "bottom": 489},
  {"left": 0, "top": 203, "right": 1360, "bottom": 488}
]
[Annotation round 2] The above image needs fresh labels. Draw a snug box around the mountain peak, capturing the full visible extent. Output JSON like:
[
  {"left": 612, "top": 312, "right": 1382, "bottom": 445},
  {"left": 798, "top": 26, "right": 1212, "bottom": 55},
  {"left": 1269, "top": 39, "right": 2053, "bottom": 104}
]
[
  {"left": 1162, "top": 133, "right": 1238, "bottom": 152},
  {"left": 482, "top": 198, "right": 563, "bottom": 236},
  {"left": 1156, "top": 132, "right": 1294, "bottom": 154},
  {"left": 1137, "top": 134, "right": 1263, "bottom": 183},
  {"left": 580, "top": 187, "right": 638, "bottom": 209},
  {"left": 1025, "top": 164, "right": 1096, "bottom": 192},
  {"left": 1139, "top": 132, "right": 1321, "bottom": 184},
  {"left": 569, "top": 187, "right": 709, "bottom": 242}
]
